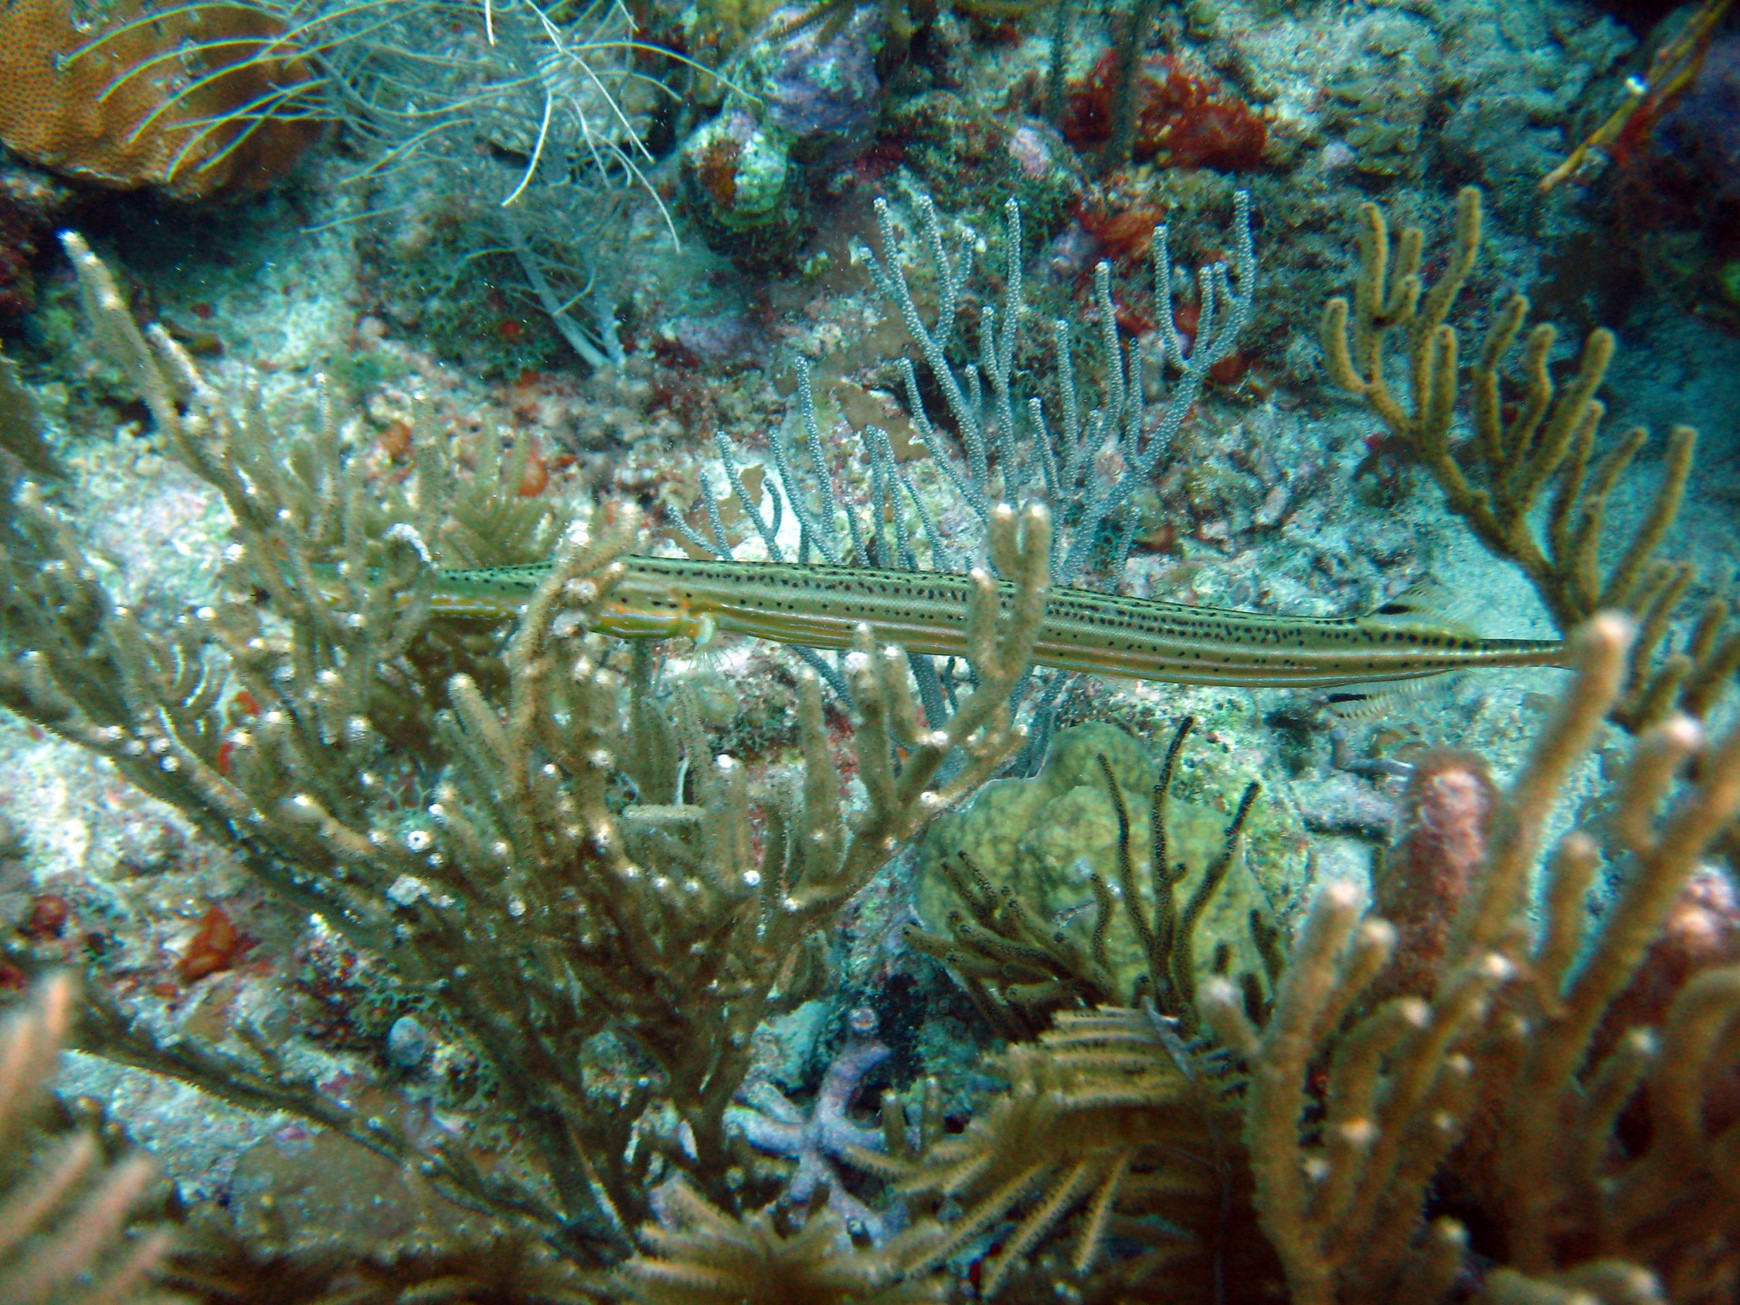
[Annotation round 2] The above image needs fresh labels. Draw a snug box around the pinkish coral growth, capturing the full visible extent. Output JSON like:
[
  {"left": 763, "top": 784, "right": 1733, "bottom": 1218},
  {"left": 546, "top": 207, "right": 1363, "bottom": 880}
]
[
  {"left": 1370, "top": 750, "right": 1499, "bottom": 1003},
  {"left": 1596, "top": 864, "right": 1740, "bottom": 1133}
]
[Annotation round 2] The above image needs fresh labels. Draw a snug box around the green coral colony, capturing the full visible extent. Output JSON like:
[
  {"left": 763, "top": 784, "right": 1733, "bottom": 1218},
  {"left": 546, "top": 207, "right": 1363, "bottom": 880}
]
[{"left": 3, "top": 0, "right": 1740, "bottom": 1302}]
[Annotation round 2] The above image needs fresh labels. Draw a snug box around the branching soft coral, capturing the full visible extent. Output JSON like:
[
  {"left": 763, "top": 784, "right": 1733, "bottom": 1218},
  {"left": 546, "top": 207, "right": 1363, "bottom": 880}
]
[
  {"left": 1202, "top": 615, "right": 1740, "bottom": 1305},
  {"left": 0, "top": 975, "right": 178, "bottom": 1305},
  {"left": 861, "top": 1006, "right": 1268, "bottom": 1298},
  {"left": 0, "top": 234, "right": 1053, "bottom": 1263},
  {"left": 614, "top": 1181, "right": 946, "bottom": 1305},
  {"left": 1321, "top": 187, "right": 1740, "bottom": 730},
  {"left": 871, "top": 616, "right": 1740, "bottom": 1302}
]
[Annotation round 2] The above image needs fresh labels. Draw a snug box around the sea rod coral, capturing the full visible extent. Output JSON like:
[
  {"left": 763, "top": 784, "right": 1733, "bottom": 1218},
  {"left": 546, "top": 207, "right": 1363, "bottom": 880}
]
[
  {"left": 0, "top": 232, "right": 1051, "bottom": 1266},
  {"left": 1201, "top": 613, "right": 1740, "bottom": 1304},
  {"left": 1323, "top": 186, "right": 1740, "bottom": 730},
  {"left": 844, "top": 617, "right": 1740, "bottom": 1301},
  {"left": 0, "top": 974, "right": 178, "bottom": 1304}
]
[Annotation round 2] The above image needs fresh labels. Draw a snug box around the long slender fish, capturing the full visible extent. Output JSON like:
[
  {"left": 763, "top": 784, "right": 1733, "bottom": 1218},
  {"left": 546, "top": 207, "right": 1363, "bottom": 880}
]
[{"left": 414, "top": 555, "right": 1565, "bottom": 688}]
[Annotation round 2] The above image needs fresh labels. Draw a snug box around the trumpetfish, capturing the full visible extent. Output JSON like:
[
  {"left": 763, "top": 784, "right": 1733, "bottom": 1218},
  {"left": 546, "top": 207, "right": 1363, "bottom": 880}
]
[{"left": 410, "top": 554, "right": 1563, "bottom": 689}]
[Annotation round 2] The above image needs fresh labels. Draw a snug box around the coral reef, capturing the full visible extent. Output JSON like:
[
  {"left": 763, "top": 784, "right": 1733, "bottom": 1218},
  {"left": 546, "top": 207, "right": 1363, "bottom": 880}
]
[
  {"left": 884, "top": 96, "right": 1082, "bottom": 236},
  {"left": 687, "top": 181, "right": 1255, "bottom": 599},
  {"left": 1202, "top": 615, "right": 1740, "bottom": 1304},
  {"left": 1608, "top": 16, "right": 1740, "bottom": 326},
  {"left": 1642, "top": 21, "right": 1740, "bottom": 219},
  {"left": 1545, "top": 0, "right": 1731, "bottom": 196},
  {"left": 3, "top": 0, "right": 1740, "bottom": 1298},
  {"left": 236, "top": 0, "right": 693, "bottom": 366},
  {"left": 0, "top": 344, "right": 64, "bottom": 480},
  {"left": 851, "top": 617, "right": 1740, "bottom": 1301},
  {"left": 0, "top": 231, "right": 1052, "bottom": 1265},
  {"left": 1321, "top": 10, "right": 1441, "bottom": 183},
  {"left": 863, "top": 1005, "right": 1267, "bottom": 1298}
]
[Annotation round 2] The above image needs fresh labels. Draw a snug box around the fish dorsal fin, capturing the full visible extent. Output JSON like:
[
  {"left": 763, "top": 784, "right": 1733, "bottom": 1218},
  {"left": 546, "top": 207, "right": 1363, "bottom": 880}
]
[{"left": 1362, "top": 578, "right": 1480, "bottom": 635}]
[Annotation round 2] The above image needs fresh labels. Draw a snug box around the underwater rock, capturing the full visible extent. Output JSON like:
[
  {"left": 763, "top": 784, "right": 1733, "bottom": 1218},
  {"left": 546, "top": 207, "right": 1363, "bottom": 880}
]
[
  {"left": 1321, "top": 10, "right": 1441, "bottom": 183},
  {"left": 385, "top": 1014, "right": 433, "bottom": 1071},
  {"left": 680, "top": 1, "right": 886, "bottom": 262},
  {"left": 682, "top": 105, "right": 801, "bottom": 237},
  {"left": 0, "top": 166, "right": 72, "bottom": 319},
  {"left": 750, "top": 3, "right": 885, "bottom": 154}
]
